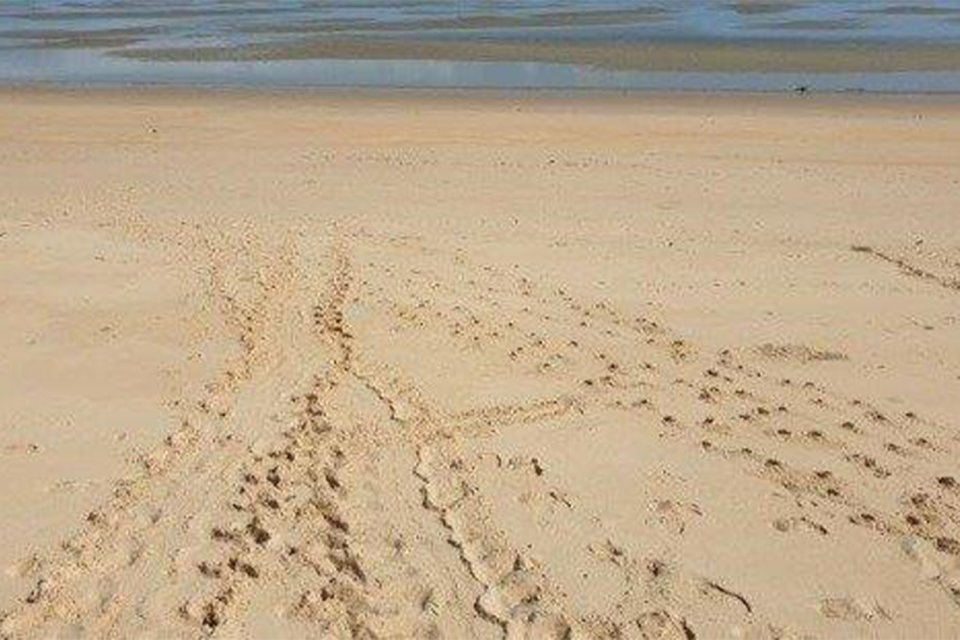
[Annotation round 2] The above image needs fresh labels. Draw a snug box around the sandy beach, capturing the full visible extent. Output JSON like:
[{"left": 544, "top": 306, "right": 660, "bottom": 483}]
[{"left": 1, "top": 87, "right": 959, "bottom": 639}]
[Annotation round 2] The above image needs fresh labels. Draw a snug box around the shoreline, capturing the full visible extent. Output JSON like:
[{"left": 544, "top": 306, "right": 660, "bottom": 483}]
[
  {"left": 7, "top": 40, "right": 960, "bottom": 95},
  {"left": 6, "top": 80, "right": 960, "bottom": 107},
  {"left": 110, "top": 36, "right": 960, "bottom": 74}
]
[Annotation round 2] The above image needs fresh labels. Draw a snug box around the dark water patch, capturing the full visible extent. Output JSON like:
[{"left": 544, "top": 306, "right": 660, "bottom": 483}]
[
  {"left": 2, "top": 5, "right": 318, "bottom": 22},
  {"left": 23, "top": 35, "right": 146, "bottom": 49},
  {"left": 0, "top": 26, "right": 163, "bottom": 40},
  {"left": 727, "top": 2, "right": 802, "bottom": 16},
  {"left": 236, "top": 8, "right": 672, "bottom": 37},
  {"left": 0, "top": 25, "right": 163, "bottom": 50},
  {"left": 755, "top": 18, "right": 865, "bottom": 31},
  {"left": 859, "top": 5, "right": 960, "bottom": 16}
]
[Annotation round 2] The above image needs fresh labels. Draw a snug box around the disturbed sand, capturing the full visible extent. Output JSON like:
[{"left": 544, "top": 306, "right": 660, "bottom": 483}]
[{"left": 1, "top": 88, "right": 960, "bottom": 639}]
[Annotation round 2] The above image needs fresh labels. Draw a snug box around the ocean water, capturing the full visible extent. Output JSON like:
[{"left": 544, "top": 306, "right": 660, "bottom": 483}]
[{"left": 2, "top": 0, "right": 960, "bottom": 91}]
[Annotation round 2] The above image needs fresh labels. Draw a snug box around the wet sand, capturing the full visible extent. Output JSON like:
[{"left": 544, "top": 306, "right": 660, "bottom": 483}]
[
  {"left": 113, "top": 35, "right": 960, "bottom": 73},
  {"left": 1, "top": 87, "right": 960, "bottom": 639}
]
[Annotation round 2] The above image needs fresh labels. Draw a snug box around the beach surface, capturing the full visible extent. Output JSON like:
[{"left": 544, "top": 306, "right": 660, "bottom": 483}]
[{"left": 1, "top": 88, "right": 960, "bottom": 639}]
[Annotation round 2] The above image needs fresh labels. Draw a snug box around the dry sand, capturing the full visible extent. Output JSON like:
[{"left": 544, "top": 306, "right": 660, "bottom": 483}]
[{"left": 1, "top": 87, "right": 959, "bottom": 639}]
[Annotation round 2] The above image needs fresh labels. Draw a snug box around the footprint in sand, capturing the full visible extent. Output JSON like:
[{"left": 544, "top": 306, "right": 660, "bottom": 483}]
[
  {"left": 44, "top": 479, "right": 99, "bottom": 493},
  {"left": 818, "top": 596, "right": 891, "bottom": 622},
  {"left": 772, "top": 516, "right": 828, "bottom": 537},
  {"left": 4, "top": 554, "right": 41, "bottom": 579},
  {"left": 649, "top": 499, "right": 703, "bottom": 536},
  {"left": 901, "top": 535, "right": 960, "bottom": 604},
  {"left": 1, "top": 442, "right": 41, "bottom": 455},
  {"left": 756, "top": 343, "right": 848, "bottom": 363},
  {"left": 635, "top": 609, "right": 696, "bottom": 640}
]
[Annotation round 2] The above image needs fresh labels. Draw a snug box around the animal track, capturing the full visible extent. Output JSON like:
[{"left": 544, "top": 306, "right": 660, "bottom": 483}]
[
  {"left": 852, "top": 245, "right": 960, "bottom": 293},
  {"left": 4, "top": 227, "right": 960, "bottom": 640}
]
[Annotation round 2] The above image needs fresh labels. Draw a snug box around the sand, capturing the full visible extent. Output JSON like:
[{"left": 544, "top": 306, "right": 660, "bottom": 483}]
[{"left": 1, "top": 87, "right": 959, "bottom": 639}]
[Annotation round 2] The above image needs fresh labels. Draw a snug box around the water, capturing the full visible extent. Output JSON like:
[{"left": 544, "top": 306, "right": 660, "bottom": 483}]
[{"left": 3, "top": 1, "right": 960, "bottom": 91}]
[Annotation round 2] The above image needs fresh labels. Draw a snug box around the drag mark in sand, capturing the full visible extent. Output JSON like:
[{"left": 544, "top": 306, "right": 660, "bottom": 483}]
[
  {"left": 323, "top": 248, "right": 574, "bottom": 638},
  {"left": 851, "top": 244, "right": 960, "bottom": 292}
]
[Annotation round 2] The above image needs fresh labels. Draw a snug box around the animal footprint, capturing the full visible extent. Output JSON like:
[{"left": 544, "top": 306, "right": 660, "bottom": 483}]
[{"left": 819, "top": 596, "right": 891, "bottom": 622}]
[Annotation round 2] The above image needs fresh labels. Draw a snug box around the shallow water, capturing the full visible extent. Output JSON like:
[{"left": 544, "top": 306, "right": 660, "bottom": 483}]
[{"left": 3, "top": 1, "right": 960, "bottom": 91}]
